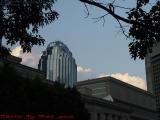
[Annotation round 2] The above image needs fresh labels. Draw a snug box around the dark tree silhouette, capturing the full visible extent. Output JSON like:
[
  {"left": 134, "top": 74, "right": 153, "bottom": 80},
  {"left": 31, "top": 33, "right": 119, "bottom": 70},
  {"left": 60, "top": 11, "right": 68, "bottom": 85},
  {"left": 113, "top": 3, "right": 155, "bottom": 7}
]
[
  {"left": 79, "top": 0, "right": 160, "bottom": 59},
  {"left": 0, "top": 62, "right": 90, "bottom": 120},
  {"left": 0, "top": 0, "right": 58, "bottom": 56}
]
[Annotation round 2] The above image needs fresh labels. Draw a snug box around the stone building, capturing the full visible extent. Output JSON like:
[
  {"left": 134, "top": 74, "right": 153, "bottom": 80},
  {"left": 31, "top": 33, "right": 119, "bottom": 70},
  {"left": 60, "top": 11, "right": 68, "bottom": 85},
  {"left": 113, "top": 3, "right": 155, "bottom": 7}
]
[
  {"left": 0, "top": 56, "right": 45, "bottom": 79},
  {"left": 77, "top": 77, "right": 157, "bottom": 120},
  {"left": 0, "top": 56, "right": 157, "bottom": 120},
  {"left": 145, "top": 42, "right": 160, "bottom": 119}
]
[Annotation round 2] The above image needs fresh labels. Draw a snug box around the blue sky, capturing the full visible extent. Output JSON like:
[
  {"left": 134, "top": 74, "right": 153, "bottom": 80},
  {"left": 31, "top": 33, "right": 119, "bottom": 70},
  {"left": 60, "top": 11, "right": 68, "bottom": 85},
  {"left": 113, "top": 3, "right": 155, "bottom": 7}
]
[
  {"left": 38, "top": 0, "right": 145, "bottom": 78},
  {"left": 11, "top": 0, "right": 146, "bottom": 89}
]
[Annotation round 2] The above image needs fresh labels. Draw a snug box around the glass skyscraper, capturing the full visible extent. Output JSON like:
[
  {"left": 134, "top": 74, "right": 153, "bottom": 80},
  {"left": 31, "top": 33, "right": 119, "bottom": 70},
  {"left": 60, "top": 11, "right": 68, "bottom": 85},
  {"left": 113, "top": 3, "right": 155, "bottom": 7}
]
[{"left": 38, "top": 41, "right": 77, "bottom": 87}]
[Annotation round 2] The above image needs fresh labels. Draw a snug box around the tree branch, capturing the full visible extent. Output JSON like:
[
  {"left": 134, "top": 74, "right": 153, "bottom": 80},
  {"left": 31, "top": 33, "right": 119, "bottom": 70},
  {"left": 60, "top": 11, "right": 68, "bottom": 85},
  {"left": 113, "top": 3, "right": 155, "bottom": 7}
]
[
  {"left": 79, "top": 0, "right": 140, "bottom": 25},
  {"left": 115, "top": 18, "right": 129, "bottom": 38},
  {"left": 83, "top": 3, "right": 90, "bottom": 18},
  {"left": 92, "top": 14, "right": 109, "bottom": 26}
]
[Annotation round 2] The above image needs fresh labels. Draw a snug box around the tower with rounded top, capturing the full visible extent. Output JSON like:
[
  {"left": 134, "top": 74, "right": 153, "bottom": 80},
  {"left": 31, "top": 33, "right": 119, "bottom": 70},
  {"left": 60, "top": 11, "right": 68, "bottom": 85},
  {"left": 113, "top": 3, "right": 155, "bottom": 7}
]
[{"left": 38, "top": 41, "right": 77, "bottom": 87}]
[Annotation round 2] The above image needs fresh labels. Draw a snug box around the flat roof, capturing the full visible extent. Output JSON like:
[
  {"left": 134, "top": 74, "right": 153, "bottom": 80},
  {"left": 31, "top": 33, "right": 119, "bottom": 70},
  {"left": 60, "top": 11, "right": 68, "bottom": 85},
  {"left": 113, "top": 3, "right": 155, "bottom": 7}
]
[{"left": 77, "top": 76, "right": 154, "bottom": 97}]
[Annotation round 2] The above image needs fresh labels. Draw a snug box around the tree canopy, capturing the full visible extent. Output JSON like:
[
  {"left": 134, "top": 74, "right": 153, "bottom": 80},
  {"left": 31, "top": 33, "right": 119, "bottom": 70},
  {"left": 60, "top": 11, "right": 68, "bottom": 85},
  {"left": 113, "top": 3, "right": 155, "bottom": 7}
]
[
  {"left": 0, "top": 62, "right": 90, "bottom": 120},
  {"left": 1, "top": 0, "right": 160, "bottom": 59},
  {"left": 0, "top": 0, "right": 58, "bottom": 56},
  {"left": 79, "top": 0, "right": 160, "bottom": 59}
]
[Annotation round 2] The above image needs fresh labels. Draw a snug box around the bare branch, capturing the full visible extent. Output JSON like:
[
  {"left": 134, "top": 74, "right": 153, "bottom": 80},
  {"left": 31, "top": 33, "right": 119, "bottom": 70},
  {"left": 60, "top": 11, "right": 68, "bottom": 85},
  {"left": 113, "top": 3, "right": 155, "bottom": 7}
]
[
  {"left": 115, "top": 18, "right": 130, "bottom": 38},
  {"left": 79, "top": 0, "right": 140, "bottom": 25},
  {"left": 83, "top": 3, "right": 90, "bottom": 18},
  {"left": 111, "top": 0, "right": 116, "bottom": 4},
  {"left": 92, "top": 13, "right": 109, "bottom": 26},
  {"left": 112, "top": 5, "right": 131, "bottom": 10}
]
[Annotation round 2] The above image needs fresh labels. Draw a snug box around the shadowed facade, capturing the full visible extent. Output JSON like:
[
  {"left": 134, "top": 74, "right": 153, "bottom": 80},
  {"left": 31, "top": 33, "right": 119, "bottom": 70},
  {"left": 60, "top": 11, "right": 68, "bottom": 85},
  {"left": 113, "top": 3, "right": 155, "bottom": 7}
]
[{"left": 145, "top": 42, "right": 160, "bottom": 119}]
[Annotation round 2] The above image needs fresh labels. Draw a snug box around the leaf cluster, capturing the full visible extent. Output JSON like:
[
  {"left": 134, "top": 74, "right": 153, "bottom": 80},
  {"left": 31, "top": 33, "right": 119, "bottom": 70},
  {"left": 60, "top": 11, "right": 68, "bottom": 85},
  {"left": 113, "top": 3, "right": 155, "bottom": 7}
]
[
  {"left": 0, "top": 0, "right": 58, "bottom": 55},
  {"left": 128, "top": 1, "right": 160, "bottom": 59}
]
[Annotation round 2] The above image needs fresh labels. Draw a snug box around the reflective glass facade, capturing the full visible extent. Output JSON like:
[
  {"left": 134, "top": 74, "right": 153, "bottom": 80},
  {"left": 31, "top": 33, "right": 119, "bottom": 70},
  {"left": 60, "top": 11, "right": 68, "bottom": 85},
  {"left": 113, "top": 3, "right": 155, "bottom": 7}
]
[{"left": 38, "top": 41, "right": 77, "bottom": 87}]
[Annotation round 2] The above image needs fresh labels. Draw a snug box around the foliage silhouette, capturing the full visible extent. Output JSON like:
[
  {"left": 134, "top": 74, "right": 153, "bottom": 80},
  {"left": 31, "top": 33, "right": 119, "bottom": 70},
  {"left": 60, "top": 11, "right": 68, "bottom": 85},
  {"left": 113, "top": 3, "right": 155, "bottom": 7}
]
[
  {"left": 0, "top": 62, "right": 90, "bottom": 120},
  {"left": 1, "top": 0, "right": 158, "bottom": 59},
  {"left": 0, "top": 0, "right": 58, "bottom": 56},
  {"left": 80, "top": 0, "right": 160, "bottom": 59}
]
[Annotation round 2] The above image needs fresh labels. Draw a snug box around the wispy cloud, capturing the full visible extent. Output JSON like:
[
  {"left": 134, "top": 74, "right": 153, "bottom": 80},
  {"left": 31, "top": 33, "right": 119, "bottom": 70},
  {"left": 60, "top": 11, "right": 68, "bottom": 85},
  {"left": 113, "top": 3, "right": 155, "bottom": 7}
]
[
  {"left": 11, "top": 46, "right": 39, "bottom": 68},
  {"left": 99, "top": 73, "right": 147, "bottom": 90},
  {"left": 77, "top": 65, "right": 92, "bottom": 73},
  {"left": 77, "top": 65, "right": 94, "bottom": 81}
]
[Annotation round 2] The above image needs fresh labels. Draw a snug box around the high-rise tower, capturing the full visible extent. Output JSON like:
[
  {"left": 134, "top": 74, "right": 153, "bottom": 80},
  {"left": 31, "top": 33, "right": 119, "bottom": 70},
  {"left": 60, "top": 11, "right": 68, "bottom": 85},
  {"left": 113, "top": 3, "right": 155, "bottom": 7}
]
[
  {"left": 38, "top": 41, "right": 77, "bottom": 87},
  {"left": 145, "top": 42, "right": 160, "bottom": 118}
]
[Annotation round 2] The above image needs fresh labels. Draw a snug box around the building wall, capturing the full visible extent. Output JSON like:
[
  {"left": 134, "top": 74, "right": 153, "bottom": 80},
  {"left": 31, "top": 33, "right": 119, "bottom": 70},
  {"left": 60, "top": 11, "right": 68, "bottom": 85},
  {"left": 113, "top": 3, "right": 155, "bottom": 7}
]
[
  {"left": 145, "top": 42, "right": 160, "bottom": 119},
  {"left": 108, "top": 78, "right": 155, "bottom": 110},
  {"left": 77, "top": 77, "right": 156, "bottom": 111},
  {"left": 82, "top": 95, "right": 157, "bottom": 120},
  {"left": 0, "top": 57, "right": 45, "bottom": 80},
  {"left": 146, "top": 42, "right": 160, "bottom": 93}
]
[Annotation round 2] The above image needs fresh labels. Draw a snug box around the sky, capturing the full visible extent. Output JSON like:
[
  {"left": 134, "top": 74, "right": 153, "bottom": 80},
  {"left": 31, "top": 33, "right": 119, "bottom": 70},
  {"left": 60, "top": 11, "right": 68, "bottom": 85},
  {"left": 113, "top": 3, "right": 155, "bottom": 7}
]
[{"left": 11, "top": 0, "right": 147, "bottom": 90}]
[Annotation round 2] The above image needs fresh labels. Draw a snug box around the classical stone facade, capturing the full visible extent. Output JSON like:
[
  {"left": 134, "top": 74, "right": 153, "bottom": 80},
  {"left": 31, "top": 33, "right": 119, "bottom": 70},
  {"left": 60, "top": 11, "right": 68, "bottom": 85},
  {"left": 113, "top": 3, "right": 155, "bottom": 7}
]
[
  {"left": 82, "top": 95, "right": 156, "bottom": 120},
  {"left": 77, "top": 77, "right": 157, "bottom": 120}
]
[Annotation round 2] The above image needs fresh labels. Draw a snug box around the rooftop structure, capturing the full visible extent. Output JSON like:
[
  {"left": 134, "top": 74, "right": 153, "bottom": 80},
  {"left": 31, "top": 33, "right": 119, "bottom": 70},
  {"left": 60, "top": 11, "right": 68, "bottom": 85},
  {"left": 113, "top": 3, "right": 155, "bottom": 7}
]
[
  {"left": 77, "top": 77, "right": 157, "bottom": 120},
  {"left": 77, "top": 77, "right": 156, "bottom": 111}
]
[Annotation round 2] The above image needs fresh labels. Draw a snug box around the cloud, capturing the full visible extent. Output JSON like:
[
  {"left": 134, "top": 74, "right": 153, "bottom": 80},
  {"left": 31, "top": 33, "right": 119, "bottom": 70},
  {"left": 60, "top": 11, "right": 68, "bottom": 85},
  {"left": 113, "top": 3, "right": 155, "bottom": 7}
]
[
  {"left": 11, "top": 46, "right": 22, "bottom": 57},
  {"left": 77, "top": 65, "right": 94, "bottom": 81},
  {"left": 77, "top": 65, "right": 92, "bottom": 73},
  {"left": 11, "top": 46, "right": 39, "bottom": 68},
  {"left": 99, "top": 73, "right": 147, "bottom": 90}
]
